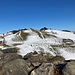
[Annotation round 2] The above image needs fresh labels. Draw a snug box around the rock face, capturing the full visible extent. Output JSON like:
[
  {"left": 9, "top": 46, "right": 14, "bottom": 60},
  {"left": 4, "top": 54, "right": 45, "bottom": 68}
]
[
  {"left": 0, "top": 51, "right": 3, "bottom": 57},
  {"left": 0, "top": 50, "right": 74, "bottom": 75},
  {"left": 49, "top": 56, "right": 65, "bottom": 65},
  {"left": 0, "top": 53, "right": 22, "bottom": 73},
  {"left": 26, "top": 54, "right": 48, "bottom": 63},
  {"left": 2, "top": 48, "right": 18, "bottom": 53},
  {"left": 25, "top": 54, "right": 65, "bottom": 65},
  {"left": 0, "top": 53, "right": 22, "bottom": 64},
  {"left": 31, "top": 63, "right": 60, "bottom": 75},
  {"left": 62, "top": 39, "right": 74, "bottom": 44},
  {"left": 2, "top": 53, "right": 22, "bottom": 64},
  {"left": 2, "top": 59, "right": 30, "bottom": 75},
  {"left": 24, "top": 51, "right": 38, "bottom": 60},
  {"left": 62, "top": 60, "right": 75, "bottom": 75}
]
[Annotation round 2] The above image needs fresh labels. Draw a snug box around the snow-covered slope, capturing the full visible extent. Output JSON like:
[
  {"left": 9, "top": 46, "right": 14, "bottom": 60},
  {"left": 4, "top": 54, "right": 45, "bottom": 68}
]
[{"left": 0, "top": 28, "right": 75, "bottom": 60}]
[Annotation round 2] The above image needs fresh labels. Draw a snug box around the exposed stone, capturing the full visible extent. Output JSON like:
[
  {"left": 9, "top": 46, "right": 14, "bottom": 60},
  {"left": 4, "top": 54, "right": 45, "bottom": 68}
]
[
  {"left": 49, "top": 56, "right": 65, "bottom": 65},
  {"left": 56, "top": 64, "right": 66, "bottom": 75},
  {"left": 24, "top": 51, "right": 38, "bottom": 60},
  {"left": 0, "top": 51, "right": 4, "bottom": 70},
  {"left": 62, "top": 39, "right": 74, "bottom": 45},
  {"left": 2, "top": 59, "right": 32, "bottom": 75},
  {"left": 0, "top": 53, "right": 22, "bottom": 70},
  {"left": 0, "top": 51, "right": 3, "bottom": 57},
  {"left": 0, "top": 51, "right": 4, "bottom": 60},
  {"left": 2, "top": 48, "right": 18, "bottom": 53},
  {"left": 31, "top": 63, "right": 60, "bottom": 75},
  {"left": 24, "top": 52, "right": 34, "bottom": 60},
  {"left": 26, "top": 54, "right": 48, "bottom": 63},
  {"left": 62, "top": 60, "right": 75, "bottom": 75},
  {"left": 3, "top": 53, "right": 22, "bottom": 64}
]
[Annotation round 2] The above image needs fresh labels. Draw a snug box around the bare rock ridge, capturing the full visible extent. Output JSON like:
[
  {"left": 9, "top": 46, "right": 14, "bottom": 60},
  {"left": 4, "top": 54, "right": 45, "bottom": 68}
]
[{"left": 0, "top": 49, "right": 75, "bottom": 75}]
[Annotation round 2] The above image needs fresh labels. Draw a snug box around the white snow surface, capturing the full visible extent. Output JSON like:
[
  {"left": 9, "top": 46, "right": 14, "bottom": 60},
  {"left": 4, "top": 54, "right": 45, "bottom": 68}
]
[
  {"left": 58, "top": 48, "right": 75, "bottom": 60},
  {"left": 45, "top": 30, "right": 75, "bottom": 40}
]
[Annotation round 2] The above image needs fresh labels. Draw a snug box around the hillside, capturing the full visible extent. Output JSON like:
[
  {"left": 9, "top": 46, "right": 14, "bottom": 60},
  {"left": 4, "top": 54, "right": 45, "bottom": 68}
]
[{"left": 0, "top": 28, "right": 75, "bottom": 60}]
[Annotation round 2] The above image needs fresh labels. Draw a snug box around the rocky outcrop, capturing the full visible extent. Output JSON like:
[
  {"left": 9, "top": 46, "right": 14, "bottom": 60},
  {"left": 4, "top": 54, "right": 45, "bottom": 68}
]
[
  {"left": 2, "top": 59, "right": 31, "bottom": 75},
  {"left": 62, "top": 60, "right": 75, "bottom": 75},
  {"left": 0, "top": 49, "right": 74, "bottom": 75},
  {"left": 26, "top": 54, "right": 48, "bottom": 63},
  {"left": 30, "top": 63, "right": 60, "bottom": 75},
  {"left": 2, "top": 48, "right": 18, "bottom": 53},
  {"left": 62, "top": 39, "right": 74, "bottom": 45},
  {"left": 2, "top": 53, "right": 22, "bottom": 64},
  {"left": 24, "top": 51, "right": 38, "bottom": 60},
  {"left": 0, "top": 51, "right": 3, "bottom": 57},
  {"left": 25, "top": 53, "right": 65, "bottom": 65},
  {"left": 48, "top": 56, "right": 65, "bottom": 65},
  {"left": 0, "top": 53, "right": 22, "bottom": 71}
]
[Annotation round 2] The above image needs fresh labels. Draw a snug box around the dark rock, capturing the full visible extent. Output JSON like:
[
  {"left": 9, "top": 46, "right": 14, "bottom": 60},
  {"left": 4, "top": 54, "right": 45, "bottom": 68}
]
[
  {"left": 24, "top": 52, "right": 36, "bottom": 60},
  {"left": 62, "top": 60, "right": 75, "bottom": 75},
  {"left": 2, "top": 59, "right": 31, "bottom": 75},
  {"left": 25, "top": 53, "right": 65, "bottom": 64},
  {"left": 0, "top": 53, "right": 22, "bottom": 70},
  {"left": 31, "top": 63, "right": 60, "bottom": 75},
  {"left": 0, "top": 60, "right": 3, "bottom": 70},
  {"left": 56, "top": 64, "right": 66, "bottom": 75},
  {"left": 62, "top": 30, "right": 71, "bottom": 32},
  {"left": 33, "top": 51, "right": 38, "bottom": 55},
  {"left": 2, "top": 53, "right": 22, "bottom": 64},
  {"left": 26, "top": 54, "right": 48, "bottom": 63},
  {"left": 0, "top": 51, "right": 4, "bottom": 70},
  {"left": 11, "top": 30, "right": 19, "bottom": 34},
  {"left": 2, "top": 48, "right": 18, "bottom": 53},
  {"left": 0, "top": 51, "right": 3, "bottom": 57},
  {"left": 49, "top": 56, "right": 65, "bottom": 65},
  {"left": 62, "top": 39, "right": 74, "bottom": 45},
  {"left": 40, "top": 27, "right": 48, "bottom": 31},
  {"left": 24, "top": 51, "right": 38, "bottom": 60}
]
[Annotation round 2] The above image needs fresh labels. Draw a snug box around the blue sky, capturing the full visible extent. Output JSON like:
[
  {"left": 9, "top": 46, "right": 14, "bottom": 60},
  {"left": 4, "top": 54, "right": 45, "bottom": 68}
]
[{"left": 0, "top": 0, "right": 75, "bottom": 33}]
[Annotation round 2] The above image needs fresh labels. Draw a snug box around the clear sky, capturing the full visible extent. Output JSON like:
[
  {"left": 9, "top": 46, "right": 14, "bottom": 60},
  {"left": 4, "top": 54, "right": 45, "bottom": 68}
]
[{"left": 0, "top": 0, "right": 75, "bottom": 33}]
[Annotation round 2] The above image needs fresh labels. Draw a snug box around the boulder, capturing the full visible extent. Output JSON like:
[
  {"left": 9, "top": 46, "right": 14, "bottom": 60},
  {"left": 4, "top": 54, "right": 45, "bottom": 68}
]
[
  {"left": 26, "top": 54, "right": 48, "bottom": 63},
  {"left": 62, "top": 60, "right": 75, "bottom": 75},
  {"left": 2, "top": 48, "right": 18, "bottom": 53},
  {"left": 0, "top": 51, "right": 3, "bottom": 60},
  {"left": 62, "top": 39, "right": 74, "bottom": 45},
  {"left": 49, "top": 56, "right": 65, "bottom": 65},
  {"left": 31, "top": 63, "right": 60, "bottom": 75},
  {"left": 2, "top": 59, "right": 32, "bottom": 75},
  {"left": 0, "top": 51, "right": 4, "bottom": 70},
  {"left": 3, "top": 53, "right": 22, "bottom": 63},
  {"left": 24, "top": 52, "right": 65, "bottom": 64},
  {"left": 0, "top": 51, "right": 3, "bottom": 57},
  {"left": 0, "top": 53, "right": 22, "bottom": 69},
  {"left": 24, "top": 52, "right": 34, "bottom": 60},
  {"left": 24, "top": 51, "right": 38, "bottom": 60}
]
